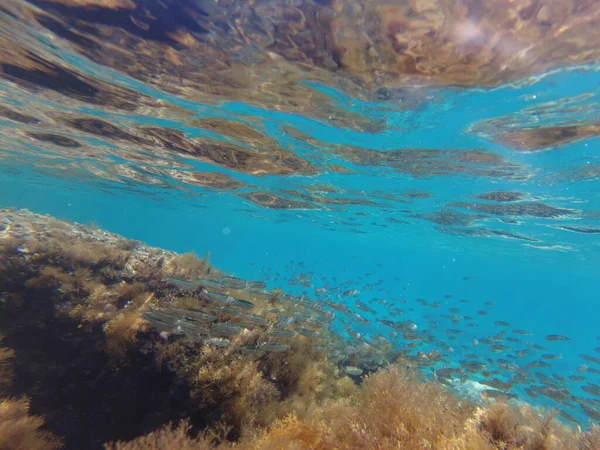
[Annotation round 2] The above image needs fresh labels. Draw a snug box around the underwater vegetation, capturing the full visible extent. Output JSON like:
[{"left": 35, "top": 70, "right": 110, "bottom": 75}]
[{"left": 0, "top": 208, "right": 599, "bottom": 450}]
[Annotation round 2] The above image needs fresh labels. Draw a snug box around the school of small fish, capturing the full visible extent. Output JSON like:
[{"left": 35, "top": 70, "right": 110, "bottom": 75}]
[{"left": 144, "top": 266, "right": 600, "bottom": 426}]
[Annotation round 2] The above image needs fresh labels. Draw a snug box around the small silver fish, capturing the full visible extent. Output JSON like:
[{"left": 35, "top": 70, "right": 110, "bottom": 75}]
[
  {"left": 207, "top": 292, "right": 234, "bottom": 305},
  {"left": 230, "top": 298, "right": 255, "bottom": 310},
  {"left": 229, "top": 322, "right": 256, "bottom": 330},
  {"left": 267, "top": 329, "right": 296, "bottom": 339},
  {"left": 174, "top": 320, "right": 210, "bottom": 342},
  {"left": 295, "top": 328, "right": 324, "bottom": 339},
  {"left": 236, "top": 312, "right": 271, "bottom": 326},
  {"left": 204, "top": 337, "right": 232, "bottom": 348},
  {"left": 222, "top": 280, "right": 247, "bottom": 290},
  {"left": 248, "top": 281, "right": 267, "bottom": 289},
  {"left": 344, "top": 366, "right": 363, "bottom": 376},
  {"left": 210, "top": 322, "right": 244, "bottom": 337},
  {"left": 342, "top": 289, "right": 360, "bottom": 297},
  {"left": 259, "top": 342, "right": 290, "bottom": 353},
  {"left": 162, "top": 277, "right": 198, "bottom": 291},
  {"left": 170, "top": 308, "right": 217, "bottom": 323},
  {"left": 274, "top": 316, "right": 295, "bottom": 328},
  {"left": 238, "top": 346, "right": 266, "bottom": 356}
]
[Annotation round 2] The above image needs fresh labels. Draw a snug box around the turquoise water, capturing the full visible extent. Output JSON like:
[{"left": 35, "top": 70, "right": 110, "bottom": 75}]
[{"left": 1, "top": 0, "right": 600, "bottom": 426}]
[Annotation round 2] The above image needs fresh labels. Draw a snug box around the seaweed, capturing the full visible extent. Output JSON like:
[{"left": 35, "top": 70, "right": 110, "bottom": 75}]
[{"left": 0, "top": 398, "right": 62, "bottom": 450}]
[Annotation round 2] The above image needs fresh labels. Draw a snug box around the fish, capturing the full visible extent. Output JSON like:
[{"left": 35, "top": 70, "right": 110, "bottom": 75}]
[
  {"left": 196, "top": 278, "right": 223, "bottom": 291},
  {"left": 527, "top": 343, "right": 546, "bottom": 351},
  {"left": 207, "top": 292, "right": 234, "bottom": 305},
  {"left": 513, "top": 329, "right": 533, "bottom": 336},
  {"left": 546, "top": 334, "right": 570, "bottom": 341},
  {"left": 143, "top": 310, "right": 177, "bottom": 332},
  {"left": 580, "top": 354, "right": 600, "bottom": 365},
  {"left": 352, "top": 313, "right": 371, "bottom": 326},
  {"left": 274, "top": 316, "right": 295, "bottom": 328},
  {"left": 229, "top": 298, "right": 255, "bottom": 310},
  {"left": 222, "top": 279, "right": 247, "bottom": 290},
  {"left": 526, "top": 360, "right": 551, "bottom": 369},
  {"left": 229, "top": 322, "right": 256, "bottom": 330},
  {"left": 542, "top": 354, "right": 563, "bottom": 360},
  {"left": 173, "top": 320, "right": 210, "bottom": 341},
  {"left": 344, "top": 366, "right": 363, "bottom": 376},
  {"left": 248, "top": 281, "right": 267, "bottom": 289},
  {"left": 559, "top": 409, "right": 579, "bottom": 424},
  {"left": 491, "top": 345, "right": 510, "bottom": 353},
  {"left": 236, "top": 312, "right": 271, "bottom": 326},
  {"left": 494, "top": 321, "right": 511, "bottom": 327},
  {"left": 295, "top": 328, "right": 324, "bottom": 339},
  {"left": 582, "top": 383, "right": 600, "bottom": 397},
  {"left": 204, "top": 337, "right": 232, "bottom": 348},
  {"left": 267, "top": 329, "right": 296, "bottom": 339},
  {"left": 481, "top": 389, "right": 516, "bottom": 400},
  {"left": 169, "top": 308, "right": 217, "bottom": 323},
  {"left": 162, "top": 276, "right": 198, "bottom": 291},
  {"left": 210, "top": 322, "right": 244, "bottom": 337},
  {"left": 259, "top": 342, "right": 290, "bottom": 353},
  {"left": 579, "top": 403, "right": 600, "bottom": 422},
  {"left": 342, "top": 289, "right": 360, "bottom": 297},
  {"left": 325, "top": 301, "right": 349, "bottom": 313},
  {"left": 459, "top": 360, "right": 486, "bottom": 372},
  {"left": 238, "top": 346, "right": 266, "bottom": 356},
  {"left": 355, "top": 301, "right": 376, "bottom": 314}
]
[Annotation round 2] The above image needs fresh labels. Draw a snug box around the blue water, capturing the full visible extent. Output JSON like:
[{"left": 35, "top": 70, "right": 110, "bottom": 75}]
[{"left": 1, "top": 0, "right": 600, "bottom": 425}]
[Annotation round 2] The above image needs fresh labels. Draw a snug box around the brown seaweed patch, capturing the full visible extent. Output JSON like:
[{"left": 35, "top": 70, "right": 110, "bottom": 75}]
[
  {"left": 325, "top": 163, "right": 354, "bottom": 174},
  {"left": 242, "top": 192, "right": 319, "bottom": 210},
  {"left": 190, "top": 118, "right": 280, "bottom": 152},
  {"left": 0, "top": 398, "right": 62, "bottom": 450},
  {"left": 552, "top": 163, "right": 600, "bottom": 183},
  {"left": 335, "top": 146, "right": 523, "bottom": 179},
  {"left": 63, "top": 116, "right": 149, "bottom": 143},
  {"left": 330, "top": 0, "right": 600, "bottom": 87},
  {"left": 476, "top": 191, "right": 524, "bottom": 202},
  {"left": 435, "top": 226, "right": 538, "bottom": 242},
  {"left": 166, "top": 170, "right": 248, "bottom": 190},
  {"left": 413, "top": 209, "right": 486, "bottom": 226},
  {"left": 552, "top": 225, "right": 600, "bottom": 235},
  {"left": 141, "top": 126, "right": 316, "bottom": 177},
  {"left": 281, "top": 189, "right": 380, "bottom": 207},
  {"left": 495, "top": 124, "right": 600, "bottom": 151},
  {"left": 41, "top": 0, "right": 135, "bottom": 8},
  {"left": 449, "top": 201, "right": 576, "bottom": 218},
  {"left": 0, "top": 46, "right": 144, "bottom": 111},
  {"left": 0, "top": 105, "right": 40, "bottom": 124},
  {"left": 25, "top": 131, "right": 81, "bottom": 148}
]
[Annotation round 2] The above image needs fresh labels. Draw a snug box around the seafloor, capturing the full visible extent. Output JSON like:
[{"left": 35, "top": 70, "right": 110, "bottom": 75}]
[{"left": 0, "top": 208, "right": 598, "bottom": 450}]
